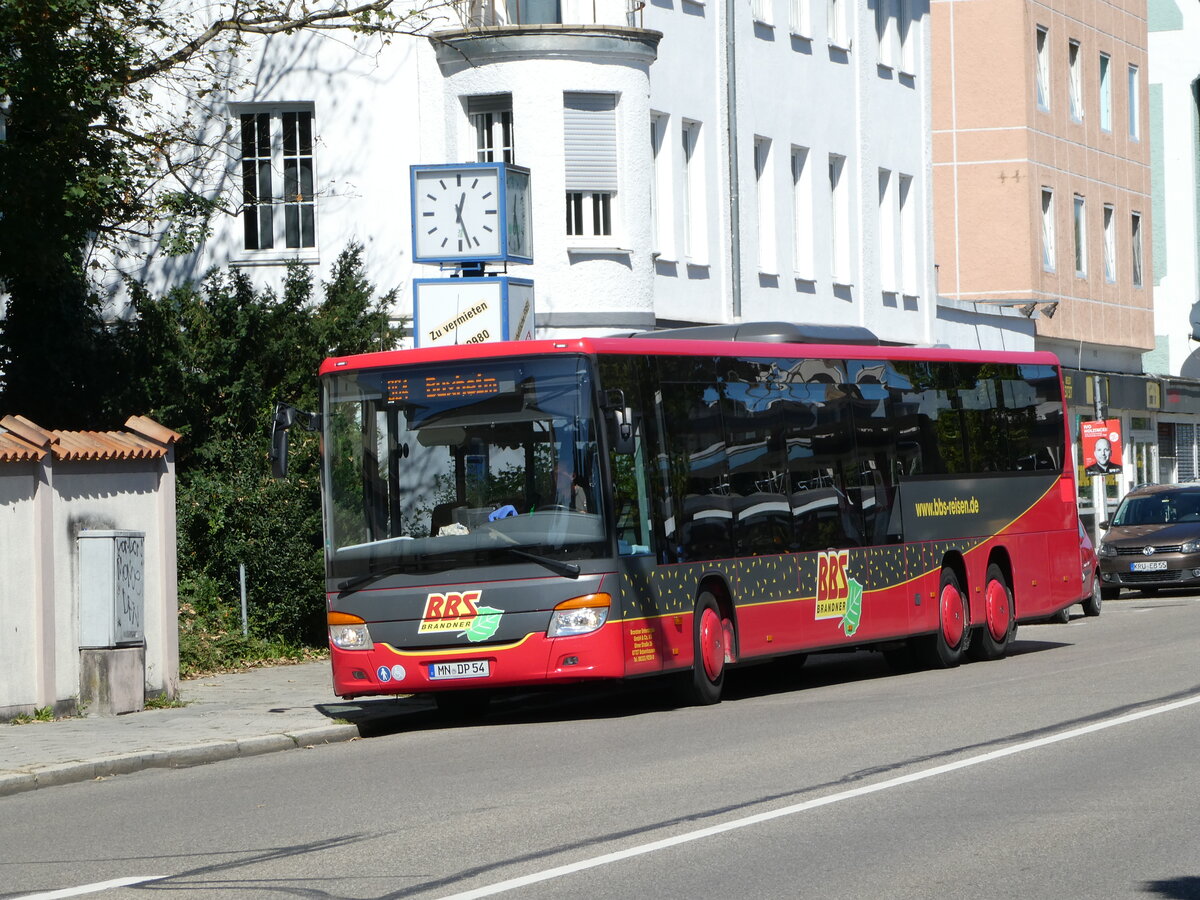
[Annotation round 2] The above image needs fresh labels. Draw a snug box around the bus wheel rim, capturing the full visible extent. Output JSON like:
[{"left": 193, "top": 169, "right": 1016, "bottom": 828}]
[
  {"left": 940, "top": 582, "right": 965, "bottom": 648},
  {"left": 699, "top": 607, "right": 724, "bottom": 681},
  {"left": 985, "top": 578, "right": 1010, "bottom": 641}
]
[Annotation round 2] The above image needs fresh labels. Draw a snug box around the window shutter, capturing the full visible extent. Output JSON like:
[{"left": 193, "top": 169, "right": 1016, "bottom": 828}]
[
  {"left": 467, "top": 93, "right": 512, "bottom": 116},
  {"left": 564, "top": 93, "right": 618, "bottom": 192}
]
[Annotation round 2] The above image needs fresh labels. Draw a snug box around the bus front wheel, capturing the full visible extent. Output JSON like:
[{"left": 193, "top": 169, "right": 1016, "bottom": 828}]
[
  {"left": 684, "top": 592, "right": 728, "bottom": 705},
  {"left": 968, "top": 563, "right": 1014, "bottom": 661},
  {"left": 921, "top": 567, "right": 968, "bottom": 668}
]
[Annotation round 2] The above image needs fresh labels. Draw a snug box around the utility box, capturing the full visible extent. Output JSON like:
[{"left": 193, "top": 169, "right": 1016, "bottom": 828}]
[{"left": 79, "top": 531, "right": 145, "bottom": 648}]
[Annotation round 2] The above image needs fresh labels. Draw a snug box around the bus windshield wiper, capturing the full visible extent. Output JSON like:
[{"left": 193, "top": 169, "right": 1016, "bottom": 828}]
[{"left": 502, "top": 547, "right": 581, "bottom": 579}]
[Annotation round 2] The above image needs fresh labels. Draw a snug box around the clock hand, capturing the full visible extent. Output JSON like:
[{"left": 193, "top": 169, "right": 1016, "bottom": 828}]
[{"left": 455, "top": 192, "right": 466, "bottom": 223}]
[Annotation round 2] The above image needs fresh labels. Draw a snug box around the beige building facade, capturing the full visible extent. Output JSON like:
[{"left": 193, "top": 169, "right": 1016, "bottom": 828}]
[{"left": 932, "top": 0, "right": 1153, "bottom": 368}]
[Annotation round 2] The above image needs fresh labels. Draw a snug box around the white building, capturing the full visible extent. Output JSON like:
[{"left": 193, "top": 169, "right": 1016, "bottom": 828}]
[
  {"left": 129, "top": 0, "right": 939, "bottom": 346},
  {"left": 1146, "top": 0, "right": 1200, "bottom": 481}
]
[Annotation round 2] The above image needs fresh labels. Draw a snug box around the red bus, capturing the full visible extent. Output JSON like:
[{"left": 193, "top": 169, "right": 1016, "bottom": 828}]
[{"left": 306, "top": 322, "right": 1080, "bottom": 710}]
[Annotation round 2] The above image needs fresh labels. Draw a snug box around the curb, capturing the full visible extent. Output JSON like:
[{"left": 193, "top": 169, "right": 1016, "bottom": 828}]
[{"left": 0, "top": 724, "right": 360, "bottom": 797}]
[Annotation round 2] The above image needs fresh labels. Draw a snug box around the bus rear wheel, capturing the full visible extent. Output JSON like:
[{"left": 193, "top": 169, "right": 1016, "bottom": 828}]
[
  {"left": 683, "top": 592, "right": 728, "bottom": 705},
  {"left": 968, "top": 564, "right": 1014, "bottom": 661},
  {"left": 920, "top": 567, "right": 968, "bottom": 668}
]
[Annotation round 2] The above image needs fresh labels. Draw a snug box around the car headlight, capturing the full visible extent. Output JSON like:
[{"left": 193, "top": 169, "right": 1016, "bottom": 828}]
[
  {"left": 547, "top": 593, "right": 611, "bottom": 637},
  {"left": 1181, "top": 540, "right": 1200, "bottom": 554},
  {"left": 328, "top": 612, "right": 374, "bottom": 650},
  {"left": 1097, "top": 542, "right": 1117, "bottom": 557}
]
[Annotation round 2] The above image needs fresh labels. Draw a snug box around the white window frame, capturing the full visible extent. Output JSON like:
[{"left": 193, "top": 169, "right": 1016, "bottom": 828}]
[
  {"left": 651, "top": 112, "right": 673, "bottom": 259},
  {"left": 753, "top": 0, "right": 772, "bottom": 26},
  {"left": 755, "top": 137, "right": 777, "bottom": 273},
  {"left": 790, "top": 0, "right": 812, "bottom": 38},
  {"left": 828, "top": 0, "right": 848, "bottom": 49},
  {"left": 897, "top": 0, "right": 914, "bottom": 75},
  {"left": 791, "top": 146, "right": 815, "bottom": 280},
  {"left": 898, "top": 173, "right": 916, "bottom": 295},
  {"left": 468, "top": 94, "right": 514, "bottom": 163},
  {"left": 1099, "top": 53, "right": 1112, "bottom": 132},
  {"left": 233, "top": 104, "right": 318, "bottom": 261},
  {"left": 1035, "top": 26, "right": 1050, "bottom": 111},
  {"left": 682, "top": 120, "right": 706, "bottom": 263},
  {"left": 1131, "top": 211, "right": 1143, "bottom": 287},
  {"left": 1068, "top": 39, "right": 1083, "bottom": 122},
  {"left": 1041, "top": 187, "right": 1056, "bottom": 272},
  {"left": 1073, "top": 194, "right": 1087, "bottom": 277},
  {"left": 1102, "top": 203, "right": 1116, "bottom": 282},
  {"left": 878, "top": 168, "right": 897, "bottom": 293},
  {"left": 1128, "top": 64, "right": 1141, "bottom": 140},
  {"left": 829, "top": 153, "right": 851, "bottom": 284},
  {"left": 564, "top": 92, "right": 618, "bottom": 243}
]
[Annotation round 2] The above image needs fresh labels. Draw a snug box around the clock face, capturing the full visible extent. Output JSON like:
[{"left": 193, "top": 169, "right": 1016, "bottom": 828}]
[{"left": 412, "top": 166, "right": 502, "bottom": 261}]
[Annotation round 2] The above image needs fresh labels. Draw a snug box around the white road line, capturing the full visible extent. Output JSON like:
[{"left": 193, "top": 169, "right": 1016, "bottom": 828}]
[
  {"left": 16, "top": 876, "right": 166, "bottom": 899},
  {"left": 442, "top": 692, "right": 1200, "bottom": 900}
]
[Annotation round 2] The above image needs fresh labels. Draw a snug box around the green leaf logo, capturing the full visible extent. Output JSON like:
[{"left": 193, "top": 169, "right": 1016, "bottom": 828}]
[
  {"left": 462, "top": 605, "right": 502, "bottom": 643},
  {"left": 841, "top": 578, "right": 863, "bottom": 637}
]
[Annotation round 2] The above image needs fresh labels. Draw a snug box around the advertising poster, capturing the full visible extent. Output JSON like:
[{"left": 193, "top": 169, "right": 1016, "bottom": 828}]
[{"left": 1081, "top": 419, "right": 1122, "bottom": 474}]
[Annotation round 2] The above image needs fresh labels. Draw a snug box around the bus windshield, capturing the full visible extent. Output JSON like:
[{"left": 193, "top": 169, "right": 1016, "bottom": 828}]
[{"left": 323, "top": 354, "right": 607, "bottom": 579}]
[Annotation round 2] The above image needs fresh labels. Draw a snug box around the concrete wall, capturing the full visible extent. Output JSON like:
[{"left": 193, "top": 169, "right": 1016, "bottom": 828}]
[{"left": 0, "top": 451, "right": 178, "bottom": 720}]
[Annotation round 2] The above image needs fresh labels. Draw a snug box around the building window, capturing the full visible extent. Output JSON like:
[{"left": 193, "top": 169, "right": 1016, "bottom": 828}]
[
  {"left": 682, "top": 120, "right": 704, "bottom": 261},
  {"left": 1099, "top": 53, "right": 1112, "bottom": 132},
  {"left": 1041, "top": 188, "right": 1055, "bottom": 272},
  {"left": 829, "top": 153, "right": 850, "bottom": 283},
  {"left": 878, "top": 168, "right": 897, "bottom": 293},
  {"left": 897, "top": 0, "right": 913, "bottom": 74},
  {"left": 790, "top": 0, "right": 812, "bottom": 37},
  {"left": 1073, "top": 195, "right": 1087, "bottom": 277},
  {"left": 1131, "top": 211, "right": 1143, "bottom": 286},
  {"left": 753, "top": 0, "right": 772, "bottom": 25},
  {"left": 755, "top": 137, "right": 776, "bottom": 272},
  {"left": 563, "top": 92, "right": 617, "bottom": 239},
  {"left": 651, "top": 112, "right": 671, "bottom": 257},
  {"left": 828, "top": 0, "right": 846, "bottom": 47},
  {"left": 1068, "top": 40, "right": 1083, "bottom": 122},
  {"left": 1035, "top": 27, "right": 1050, "bottom": 111},
  {"left": 239, "top": 108, "right": 316, "bottom": 252},
  {"left": 898, "top": 173, "right": 915, "bottom": 294},
  {"left": 791, "top": 146, "right": 814, "bottom": 279},
  {"left": 469, "top": 94, "right": 514, "bottom": 163},
  {"left": 1128, "top": 64, "right": 1140, "bottom": 139},
  {"left": 1103, "top": 203, "right": 1116, "bottom": 282},
  {"left": 875, "top": 0, "right": 890, "bottom": 65}
]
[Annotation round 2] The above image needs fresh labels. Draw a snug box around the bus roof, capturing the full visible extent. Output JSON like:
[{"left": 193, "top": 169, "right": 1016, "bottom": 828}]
[{"left": 319, "top": 330, "right": 1062, "bottom": 376}]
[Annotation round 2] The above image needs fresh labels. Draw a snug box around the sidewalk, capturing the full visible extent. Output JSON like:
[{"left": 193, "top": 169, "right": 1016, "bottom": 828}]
[{"left": 0, "top": 661, "right": 419, "bottom": 797}]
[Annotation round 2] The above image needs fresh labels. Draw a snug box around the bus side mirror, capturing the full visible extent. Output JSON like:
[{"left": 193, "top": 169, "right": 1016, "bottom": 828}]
[{"left": 270, "top": 402, "right": 318, "bottom": 479}]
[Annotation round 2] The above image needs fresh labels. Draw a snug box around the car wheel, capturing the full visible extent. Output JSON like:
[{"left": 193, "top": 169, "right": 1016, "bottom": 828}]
[{"left": 1082, "top": 578, "right": 1102, "bottom": 617}]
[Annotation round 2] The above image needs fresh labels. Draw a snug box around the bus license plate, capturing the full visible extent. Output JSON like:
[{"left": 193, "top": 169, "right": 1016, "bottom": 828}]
[
  {"left": 1130, "top": 560, "right": 1168, "bottom": 572},
  {"left": 429, "top": 660, "right": 490, "bottom": 680}
]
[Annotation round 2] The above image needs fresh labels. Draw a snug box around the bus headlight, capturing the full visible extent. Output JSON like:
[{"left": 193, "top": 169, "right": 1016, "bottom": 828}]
[
  {"left": 328, "top": 611, "right": 374, "bottom": 650},
  {"left": 548, "top": 593, "right": 612, "bottom": 637}
]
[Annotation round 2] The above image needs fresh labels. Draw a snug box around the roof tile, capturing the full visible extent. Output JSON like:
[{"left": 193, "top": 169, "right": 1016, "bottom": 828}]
[{"left": 0, "top": 415, "right": 179, "bottom": 464}]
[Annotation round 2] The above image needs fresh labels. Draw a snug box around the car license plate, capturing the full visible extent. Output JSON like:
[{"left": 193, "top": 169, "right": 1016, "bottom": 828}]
[
  {"left": 1130, "top": 560, "right": 1168, "bottom": 572},
  {"left": 429, "top": 660, "right": 490, "bottom": 680}
]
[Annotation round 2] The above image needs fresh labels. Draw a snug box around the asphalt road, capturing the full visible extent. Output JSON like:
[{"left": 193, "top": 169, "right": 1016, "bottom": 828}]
[{"left": 5, "top": 594, "right": 1200, "bottom": 900}]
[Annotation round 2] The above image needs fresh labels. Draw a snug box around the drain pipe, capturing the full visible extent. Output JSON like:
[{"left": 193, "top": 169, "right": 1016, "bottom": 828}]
[{"left": 725, "top": 0, "right": 742, "bottom": 320}]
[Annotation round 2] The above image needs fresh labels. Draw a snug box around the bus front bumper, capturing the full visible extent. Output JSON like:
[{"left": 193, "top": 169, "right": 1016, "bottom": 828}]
[{"left": 330, "top": 623, "right": 627, "bottom": 699}]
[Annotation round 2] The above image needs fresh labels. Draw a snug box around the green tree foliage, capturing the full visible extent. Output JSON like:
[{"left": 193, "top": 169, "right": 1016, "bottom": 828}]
[
  {"left": 0, "top": 0, "right": 449, "bottom": 425},
  {"left": 120, "top": 243, "right": 405, "bottom": 646}
]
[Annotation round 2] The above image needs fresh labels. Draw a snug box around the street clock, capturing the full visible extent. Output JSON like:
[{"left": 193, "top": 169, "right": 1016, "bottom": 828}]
[{"left": 410, "top": 162, "right": 532, "bottom": 265}]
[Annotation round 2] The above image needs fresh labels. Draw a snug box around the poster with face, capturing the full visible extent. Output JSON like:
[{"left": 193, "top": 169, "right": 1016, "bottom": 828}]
[{"left": 1082, "top": 419, "right": 1123, "bottom": 474}]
